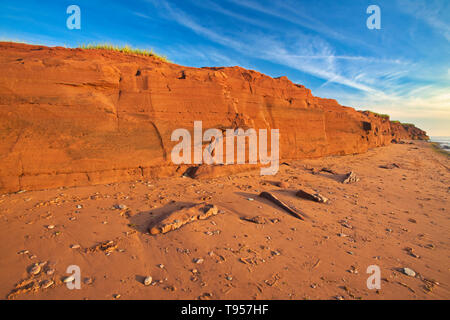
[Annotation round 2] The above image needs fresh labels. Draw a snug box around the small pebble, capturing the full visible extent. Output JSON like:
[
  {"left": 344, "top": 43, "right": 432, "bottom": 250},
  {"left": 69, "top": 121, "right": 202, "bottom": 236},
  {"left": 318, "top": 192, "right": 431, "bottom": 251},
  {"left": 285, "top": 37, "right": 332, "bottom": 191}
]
[
  {"left": 29, "top": 264, "right": 41, "bottom": 275},
  {"left": 402, "top": 267, "right": 416, "bottom": 277},
  {"left": 144, "top": 276, "right": 152, "bottom": 286},
  {"left": 63, "top": 275, "right": 75, "bottom": 283},
  {"left": 46, "top": 268, "right": 55, "bottom": 275},
  {"left": 41, "top": 280, "right": 54, "bottom": 289}
]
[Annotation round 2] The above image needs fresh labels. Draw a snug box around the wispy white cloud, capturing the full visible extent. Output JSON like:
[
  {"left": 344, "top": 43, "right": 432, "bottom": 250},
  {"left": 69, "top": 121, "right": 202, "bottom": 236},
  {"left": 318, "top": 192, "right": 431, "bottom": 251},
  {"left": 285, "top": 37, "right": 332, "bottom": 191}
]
[
  {"left": 397, "top": 0, "right": 450, "bottom": 41},
  {"left": 147, "top": 0, "right": 449, "bottom": 134}
]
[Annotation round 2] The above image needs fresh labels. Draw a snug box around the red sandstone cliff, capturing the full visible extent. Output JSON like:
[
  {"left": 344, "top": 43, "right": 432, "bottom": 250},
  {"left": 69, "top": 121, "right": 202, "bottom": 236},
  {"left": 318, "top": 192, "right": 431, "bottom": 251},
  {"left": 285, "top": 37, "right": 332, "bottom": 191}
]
[{"left": 0, "top": 42, "right": 428, "bottom": 193}]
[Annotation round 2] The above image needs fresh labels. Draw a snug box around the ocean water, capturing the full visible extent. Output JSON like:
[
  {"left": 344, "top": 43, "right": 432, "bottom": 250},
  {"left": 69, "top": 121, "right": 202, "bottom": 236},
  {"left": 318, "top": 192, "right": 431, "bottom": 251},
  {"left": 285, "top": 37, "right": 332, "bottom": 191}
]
[{"left": 430, "top": 136, "right": 450, "bottom": 152}]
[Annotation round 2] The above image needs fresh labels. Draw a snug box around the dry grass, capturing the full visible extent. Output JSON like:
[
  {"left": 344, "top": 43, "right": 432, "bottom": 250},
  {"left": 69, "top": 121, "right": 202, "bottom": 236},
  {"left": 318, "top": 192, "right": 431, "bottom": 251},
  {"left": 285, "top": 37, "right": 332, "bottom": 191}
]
[{"left": 78, "top": 43, "right": 170, "bottom": 62}]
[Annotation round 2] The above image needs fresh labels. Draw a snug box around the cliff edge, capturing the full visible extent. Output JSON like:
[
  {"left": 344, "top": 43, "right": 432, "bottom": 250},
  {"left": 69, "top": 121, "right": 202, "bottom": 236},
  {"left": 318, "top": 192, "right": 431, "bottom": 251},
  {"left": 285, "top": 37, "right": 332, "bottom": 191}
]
[{"left": 0, "top": 42, "right": 429, "bottom": 193}]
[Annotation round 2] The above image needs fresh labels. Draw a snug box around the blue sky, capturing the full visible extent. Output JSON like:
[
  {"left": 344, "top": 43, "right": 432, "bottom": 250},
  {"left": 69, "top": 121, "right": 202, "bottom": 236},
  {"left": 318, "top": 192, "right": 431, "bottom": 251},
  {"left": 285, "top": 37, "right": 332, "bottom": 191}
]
[{"left": 1, "top": 0, "right": 449, "bottom": 135}]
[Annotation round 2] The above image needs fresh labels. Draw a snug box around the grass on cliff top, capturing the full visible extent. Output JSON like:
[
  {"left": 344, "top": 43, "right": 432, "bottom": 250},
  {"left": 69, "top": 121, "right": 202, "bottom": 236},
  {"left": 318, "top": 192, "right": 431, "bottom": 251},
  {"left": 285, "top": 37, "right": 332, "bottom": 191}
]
[
  {"left": 391, "top": 120, "right": 415, "bottom": 127},
  {"left": 364, "top": 110, "right": 390, "bottom": 119},
  {"left": 78, "top": 43, "right": 170, "bottom": 63}
]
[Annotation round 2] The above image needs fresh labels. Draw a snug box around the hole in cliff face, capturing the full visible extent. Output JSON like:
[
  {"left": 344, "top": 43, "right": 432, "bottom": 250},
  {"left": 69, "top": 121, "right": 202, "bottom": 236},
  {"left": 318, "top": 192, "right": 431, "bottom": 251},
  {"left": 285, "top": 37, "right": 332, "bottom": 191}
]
[
  {"left": 362, "top": 121, "right": 372, "bottom": 131},
  {"left": 135, "top": 69, "right": 141, "bottom": 76},
  {"left": 179, "top": 71, "right": 186, "bottom": 79}
]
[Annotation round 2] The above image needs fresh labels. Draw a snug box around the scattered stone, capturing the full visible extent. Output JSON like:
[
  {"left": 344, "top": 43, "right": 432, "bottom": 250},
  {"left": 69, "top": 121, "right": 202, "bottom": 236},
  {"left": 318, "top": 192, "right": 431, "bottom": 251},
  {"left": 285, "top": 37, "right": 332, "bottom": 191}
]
[
  {"left": 41, "top": 280, "right": 54, "bottom": 289},
  {"left": 87, "top": 240, "right": 118, "bottom": 254},
  {"left": 342, "top": 171, "right": 359, "bottom": 184},
  {"left": 340, "top": 220, "right": 353, "bottom": 229},
  {"left": 247, "top": 198, "right": 254, "bottom": 201},
  {"left": 47, "top": 225, "right": 55, "bottom": 229},
  {"left": 114, "top": 204, "right": 128, "bottom": 210},
  {"left": 242, "top": 215, "right": 266, "bottom": 224},
  {"left": 194, "top": 258, "right": 204, "bottom": 264},
  {"left": 70, "top": 244, "right": 81, "bottom": 249},
  {"left": 198, "top": 292, "right": 213, "bottom": 300},
  {"left": 76, "top": 204, "right": 83, "bottom": 209},
  {"left": 296, "top": 188, "right": 328, "bottom": 203},
  {"left": 144, "top": 276, "right": 152, "bottom": 286},
  {"left": 402, "top": 267, "right": 416, "bottom": 277},
  {"left": 113, "top": 294, "right": 121, "bottom": 299},
  {"left": 63, "top": 275, "right": 76, "bottom": 283},
  {"left": 46, "top": 268, "right": 55, "bottom": 276},
  {"left": 259, "top": 191, "right": 307, "bottom": 221},
  {"left": 379, "top": 163, "right": 401, "bottom": 169},
  {"left": 29, "top": 264, "right": 41, "bottom": 275},
  {"left": 149, "top": 203, "right": 218, "bottom": 235}
]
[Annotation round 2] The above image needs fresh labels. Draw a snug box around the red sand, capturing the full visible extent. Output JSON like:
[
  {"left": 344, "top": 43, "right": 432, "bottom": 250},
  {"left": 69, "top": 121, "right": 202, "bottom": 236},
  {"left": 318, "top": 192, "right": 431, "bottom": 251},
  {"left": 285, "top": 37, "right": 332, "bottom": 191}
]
[{"left": 0, "top": 141, "right": 448, "bottom": 299}]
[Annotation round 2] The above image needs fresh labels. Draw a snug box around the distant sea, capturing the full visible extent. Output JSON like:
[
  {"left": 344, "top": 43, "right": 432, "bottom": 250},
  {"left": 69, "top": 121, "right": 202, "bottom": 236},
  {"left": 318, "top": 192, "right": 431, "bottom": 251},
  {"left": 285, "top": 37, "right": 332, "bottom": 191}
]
[{"left": 430, "top": 136, "right": 450, "bottom": 153}]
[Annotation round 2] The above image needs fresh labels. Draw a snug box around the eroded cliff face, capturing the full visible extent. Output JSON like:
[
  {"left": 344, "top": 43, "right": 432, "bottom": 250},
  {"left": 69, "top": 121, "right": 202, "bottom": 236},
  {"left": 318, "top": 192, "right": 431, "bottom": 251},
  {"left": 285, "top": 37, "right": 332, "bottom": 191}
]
[
  {"left": 0, "top": 42, "right": 428, "bottom": 193},
  {"left": 389, "top": 121, "right": 429, "bottom": 141}
]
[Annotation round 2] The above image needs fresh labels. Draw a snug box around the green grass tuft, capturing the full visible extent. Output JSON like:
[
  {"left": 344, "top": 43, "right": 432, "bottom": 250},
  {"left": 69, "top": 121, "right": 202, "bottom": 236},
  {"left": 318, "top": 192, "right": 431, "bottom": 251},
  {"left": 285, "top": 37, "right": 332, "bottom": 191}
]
[
  {"left": 78, "top": 43, "right": 170, "bottom": 63},
  {"left": 364, "top": 110, "right": 390, "bottom": 119}
]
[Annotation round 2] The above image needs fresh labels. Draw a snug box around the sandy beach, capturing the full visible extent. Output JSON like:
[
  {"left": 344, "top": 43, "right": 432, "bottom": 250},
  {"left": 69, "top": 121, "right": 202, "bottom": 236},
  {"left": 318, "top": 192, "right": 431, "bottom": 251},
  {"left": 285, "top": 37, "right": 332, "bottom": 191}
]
[{"left": 1, "top": 140, "right": 448, "bottom": 300}]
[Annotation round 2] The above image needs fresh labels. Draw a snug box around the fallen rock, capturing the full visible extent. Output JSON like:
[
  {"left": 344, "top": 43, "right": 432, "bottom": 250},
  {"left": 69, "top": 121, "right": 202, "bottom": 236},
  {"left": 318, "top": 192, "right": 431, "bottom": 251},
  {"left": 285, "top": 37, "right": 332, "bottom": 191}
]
[
  {"left": 29, "top": 264, "right": 41, "bottom": 275},
  {"left": 402, "top": 267, "right": 416, "bottom": 277},
  {"left": 144, "top": 276, "right": 152, "bottom": 286},
  {"left": 63, "top": 275, "right": 75, "bottom": 283},
  {"left": 41, "top": 280, "right": 54, "bottom": 289},
  {"left": 149, "top": 203, "right": 218, "bottom": 235},
  {"left": 380, "top": 163, "right": 401, "bottom": 169},
  {"left": 259, "top": 191, "right": 307, "bottom": 221},
  {"left": 342, "top": 171, "right": 359, "bottom": 184},
  {"left": 296, "top": 188, "right": 328, "bottom": 203},
  {"left": 242, "top": 215, "right": 267, "bottom": 224}
]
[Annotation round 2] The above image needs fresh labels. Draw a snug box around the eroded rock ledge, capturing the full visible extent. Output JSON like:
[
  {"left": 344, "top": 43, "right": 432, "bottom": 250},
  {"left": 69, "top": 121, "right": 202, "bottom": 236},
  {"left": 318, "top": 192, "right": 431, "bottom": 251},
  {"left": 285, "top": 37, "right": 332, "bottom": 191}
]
[{"left": 0, "top": 42, "right": 429, "bottom": 193}]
